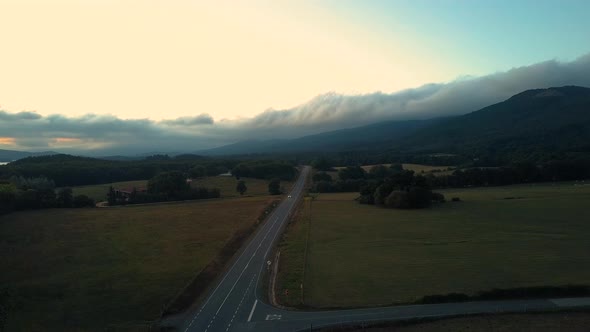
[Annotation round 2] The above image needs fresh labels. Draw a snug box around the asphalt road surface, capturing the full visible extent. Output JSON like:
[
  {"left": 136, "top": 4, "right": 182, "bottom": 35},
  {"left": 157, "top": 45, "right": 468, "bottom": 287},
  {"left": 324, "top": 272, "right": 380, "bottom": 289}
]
[{"left": 167, "top": 166, "right": 590, "bottom": 332}]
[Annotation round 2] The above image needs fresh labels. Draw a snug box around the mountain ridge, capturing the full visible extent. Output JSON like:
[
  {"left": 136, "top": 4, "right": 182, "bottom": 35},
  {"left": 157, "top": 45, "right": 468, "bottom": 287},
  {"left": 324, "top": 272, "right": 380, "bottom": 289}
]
[{"left": 198, "top": 85, "right": 590, "bottom": 161}]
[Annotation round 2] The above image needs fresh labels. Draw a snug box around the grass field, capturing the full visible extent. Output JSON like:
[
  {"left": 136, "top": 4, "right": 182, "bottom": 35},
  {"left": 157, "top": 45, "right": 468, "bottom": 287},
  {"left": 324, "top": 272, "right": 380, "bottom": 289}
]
[
  {"left": 0, "top": 196, "right": 273, "bottom": 331},
  {"left": 323, "top": 311, "right": 590, "bottom": 332},
  {"left": 277, "top": 182, "right": 590, "bottom": 308},
  {"left": 71, "top": 176, "right": 293, "bottom": 202}
]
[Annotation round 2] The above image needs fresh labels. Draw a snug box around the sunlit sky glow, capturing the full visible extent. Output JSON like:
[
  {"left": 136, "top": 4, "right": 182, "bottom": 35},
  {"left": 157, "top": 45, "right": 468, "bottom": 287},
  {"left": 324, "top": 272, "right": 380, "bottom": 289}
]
[
  {"left": 2, "top": 0, "right": 589, "bottom": 122},
  {"left": 1, "top": 0, "right": 590, "bottom": 154}
]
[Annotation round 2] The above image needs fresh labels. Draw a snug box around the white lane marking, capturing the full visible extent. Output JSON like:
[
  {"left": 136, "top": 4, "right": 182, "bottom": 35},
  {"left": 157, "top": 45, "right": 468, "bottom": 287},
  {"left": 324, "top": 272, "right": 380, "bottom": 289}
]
[
  {"left": 183, "top": 216, "right": 276, "bottom": 331},
  {"left": 213, "top": 218, "right": 279, "bottom": 316},
  {"left": 253, "top": 170, "right": 307, "bottom": 294},
  {"left": 266, "top": 314, "right": 282, "bottom": 320},
  {"left": 247, "top": 299, "right": 258, "bottom": 322},
  {"left": 224, "top": 274, "right": 256, "bottom": 331},
  {"left": 184, "top": 167, "right": 309, "bottom": 331}
]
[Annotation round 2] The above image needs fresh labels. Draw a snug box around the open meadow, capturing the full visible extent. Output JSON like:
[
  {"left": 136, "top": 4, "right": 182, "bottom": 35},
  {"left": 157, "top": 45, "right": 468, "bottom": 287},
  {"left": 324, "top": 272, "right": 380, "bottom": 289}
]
[
  {"left": 276, "top": 182, "right": 590, "bottom": 308},
  {"left": 0, "top": 196, "right": 274, "bottom": 331},
  {"left": 321, "top": 311, "right": 590, "bottom": 332}
]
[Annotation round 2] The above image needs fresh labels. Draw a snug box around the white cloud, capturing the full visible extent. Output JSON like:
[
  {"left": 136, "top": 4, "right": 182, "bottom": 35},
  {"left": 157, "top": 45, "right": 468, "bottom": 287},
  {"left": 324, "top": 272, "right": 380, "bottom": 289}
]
[{"left": 1, "top": 54, "right": 589, "bottom": 155}]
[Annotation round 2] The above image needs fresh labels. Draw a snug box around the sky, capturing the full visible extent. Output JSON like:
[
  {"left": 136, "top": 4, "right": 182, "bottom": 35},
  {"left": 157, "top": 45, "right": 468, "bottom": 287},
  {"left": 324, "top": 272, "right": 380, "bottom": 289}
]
[{"left": 1, "top": 0, "right": 590, "bottom": 154}]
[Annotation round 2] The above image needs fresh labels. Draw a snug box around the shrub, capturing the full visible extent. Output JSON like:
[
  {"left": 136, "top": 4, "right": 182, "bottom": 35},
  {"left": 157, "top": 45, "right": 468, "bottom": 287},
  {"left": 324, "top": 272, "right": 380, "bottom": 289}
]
[
  {"left": 430, "top": 192, "right": 446, "bottom": 202},
  {"left": 73, "top": 195, "right": 95, "bottom": 208}
]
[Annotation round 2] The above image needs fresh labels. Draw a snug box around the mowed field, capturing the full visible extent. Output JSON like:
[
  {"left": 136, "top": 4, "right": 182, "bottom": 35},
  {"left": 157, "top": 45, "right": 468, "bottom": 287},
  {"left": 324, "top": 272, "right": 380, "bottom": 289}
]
[
  {"left": 72, "top": 176, "right": 293, "bottom": 202},
  {"left": 0, "top": 196, "right": 273, "bottom": 331},
  {"left": 277, "top": 182, "right": 590, "bottom": 308},
  {"left": 328, "top": 312, "right": 590, "bottom": 332}
]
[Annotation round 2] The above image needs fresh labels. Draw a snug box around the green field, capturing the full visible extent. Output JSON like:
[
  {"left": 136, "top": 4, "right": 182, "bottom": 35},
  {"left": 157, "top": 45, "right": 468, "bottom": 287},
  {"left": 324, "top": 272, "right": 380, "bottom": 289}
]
[
  {"left": 277, "top": 182, "right": 590, "bottom": 308},
  {"left": 326, "top": 312, "right": 590, "bottom": 332},
  {"left": 0, "top": 196, "right": 273, "bottom": 331},
  {"left": 71, "top": 176, "right": 293, "bottom": 202}
]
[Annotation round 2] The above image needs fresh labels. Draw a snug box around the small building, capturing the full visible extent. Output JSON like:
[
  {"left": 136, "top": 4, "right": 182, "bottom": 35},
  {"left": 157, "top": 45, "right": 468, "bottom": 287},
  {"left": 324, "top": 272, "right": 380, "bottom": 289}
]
[{"left": 114, "top": 187, "right": 147, "bottom": 201}]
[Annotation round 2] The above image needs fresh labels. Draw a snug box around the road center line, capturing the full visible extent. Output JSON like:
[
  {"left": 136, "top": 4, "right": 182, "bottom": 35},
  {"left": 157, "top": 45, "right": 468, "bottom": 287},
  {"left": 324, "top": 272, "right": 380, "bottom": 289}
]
[
  {"left": 214, "top": 212, "right": 283, "bottom": 316},
  {"left": 183, "top": 167, "right": 308, "bottom": 331},
  {"left": 247, "top": 299, "right": 258, "bottom": 322}
]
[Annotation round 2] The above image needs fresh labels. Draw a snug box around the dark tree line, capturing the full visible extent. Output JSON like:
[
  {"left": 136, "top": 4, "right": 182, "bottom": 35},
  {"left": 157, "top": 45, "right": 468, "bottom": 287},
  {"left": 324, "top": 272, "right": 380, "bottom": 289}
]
[
  {"left": 0, "top": 176, "right": 94, "bottom": 214},
  {"left": 311, "top": 158, "right": 590, "bottom": 194},
  {"left": 107, "top": 171, "right": 220, "bottom": 206},
  {"left": 0, "top": 154, "right": 299, "bottom": 188},
  {"left": 310, "top": 164, "right": 405, "bottom": 194},
  {"left": 0, "top": 154, "right": 239, "bottom": 187},
  {"left": 358, "top": 170, "right": 445, "bottom": 209},
  {"left": 310, "top": 164, "right": 445, "bottom": 209},
  {"left": 309, "top": 158, "right": 590, "bottom": 209},
  {"left": 232, "top": 160, "right": 297, "bottom": 181},
  {"left": 428, "top": 159, "right": 590, "bottom": 188}
]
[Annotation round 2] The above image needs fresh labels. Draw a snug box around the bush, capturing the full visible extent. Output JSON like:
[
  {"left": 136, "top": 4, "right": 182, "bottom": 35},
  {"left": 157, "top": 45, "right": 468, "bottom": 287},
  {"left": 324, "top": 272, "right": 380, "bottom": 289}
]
[
  {"left": 385, "top": 191, "right": 410, "bottom": 209},
  {"left": 312, "top": 172, "right": 332, "bottom": 183},
  {"left": 73, "top": 195, "right": 95, "bottom": 208},
  {"left": 452, "top": 197, "right": 461, "bottom": 202},
  {"left": 384, "top": 187, "right": 432, "bottom": 209},
  {"left": 430, "top": 192, "right": 446, "bottom": 202},
  {"left": 268, "top": 178, "right": 281, "bottom": 195}
]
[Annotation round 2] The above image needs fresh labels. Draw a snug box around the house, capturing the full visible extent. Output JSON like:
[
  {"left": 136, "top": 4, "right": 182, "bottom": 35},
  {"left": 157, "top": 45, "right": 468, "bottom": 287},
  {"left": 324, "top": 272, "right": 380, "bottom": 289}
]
[{"left": 114, "top": 187, "right": 147, "bottom": 201}]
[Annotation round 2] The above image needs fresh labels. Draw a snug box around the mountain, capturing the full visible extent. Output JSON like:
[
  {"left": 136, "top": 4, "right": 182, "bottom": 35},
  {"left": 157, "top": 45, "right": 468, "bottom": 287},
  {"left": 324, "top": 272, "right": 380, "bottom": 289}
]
[
  {"left": 400, "top": 86, "right": 590, "bottom": 156},
  {"left": 0, "top": 149, "right": 58, "bottom": 162},
  {"left": 200, "top": 86, "right": 590, "bottom": 162},
  {"left": 200, "top": 119, "right": 440, "bottom": 155}
]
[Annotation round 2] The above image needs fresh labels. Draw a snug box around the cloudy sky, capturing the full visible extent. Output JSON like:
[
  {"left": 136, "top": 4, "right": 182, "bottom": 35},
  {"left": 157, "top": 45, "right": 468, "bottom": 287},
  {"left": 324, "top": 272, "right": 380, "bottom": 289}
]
[{"left": 1, "top": 0, "right": 590, "bottom": 155}]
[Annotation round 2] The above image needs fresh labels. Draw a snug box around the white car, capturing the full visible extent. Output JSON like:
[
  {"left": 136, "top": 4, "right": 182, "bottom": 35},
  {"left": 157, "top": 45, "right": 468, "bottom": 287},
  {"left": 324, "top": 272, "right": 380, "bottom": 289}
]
[{"left": 288, "top": 195, "right": 292, "bottom": 198}]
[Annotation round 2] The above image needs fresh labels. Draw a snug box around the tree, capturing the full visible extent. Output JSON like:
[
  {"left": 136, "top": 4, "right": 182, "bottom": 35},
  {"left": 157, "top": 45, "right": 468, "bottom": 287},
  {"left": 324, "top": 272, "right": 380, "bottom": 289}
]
[
  {"left": 188, "top": 165, "right": 206, "bottom": 179},
  {"left": 312, "top": 157, "right": 332, "bottom": 171},
  {"left": 148, "top": 171, "right": 189, "bottom": 197},
  {"left": 384, "top": 187, "right": 432, "bottom": 209},
  {"left": 0, "top": 183, "right": 16, "bottom": 213},
  {"left": 390, "top": 163, "right": 404, "bottom": 173},
  {"left": 236, "top": 180, "right": 247, "bottom": 195},
  {"left": 232, "top": 164, "right": 251, "bottom": 180},
  {"left": 107, "top": 186, "right": 116, "bottom": 205},
  {"left": 56, "top": 188, "right": 73, "bottom": 208},
  {"left": 312, "top": 172, "right": 332, "bottom": 183},
  {"left": 369, "top": 165, "right": 390, "bottom": 179},
  {"left": 73, "top": 194, "right": 95, "bottom": 208},
  {"left": 338, "top": 166, "right": 366, "bottom": 181},
  {"left": 268, "top": 178, "right": 281, "bottom": 195}
]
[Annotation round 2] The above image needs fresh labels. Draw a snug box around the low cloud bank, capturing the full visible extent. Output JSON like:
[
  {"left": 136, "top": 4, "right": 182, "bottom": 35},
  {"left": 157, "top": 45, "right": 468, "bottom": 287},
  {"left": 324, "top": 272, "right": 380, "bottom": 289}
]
[{"left": 1, "top": 54, "right": 589, "bottom": 155}]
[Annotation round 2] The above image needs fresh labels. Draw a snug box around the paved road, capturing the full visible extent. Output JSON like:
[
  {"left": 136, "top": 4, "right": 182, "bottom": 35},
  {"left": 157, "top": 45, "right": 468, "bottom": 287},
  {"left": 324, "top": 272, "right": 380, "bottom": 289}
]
[{"left": 169, "top": 166, "right": 590, "bottom": 332}]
